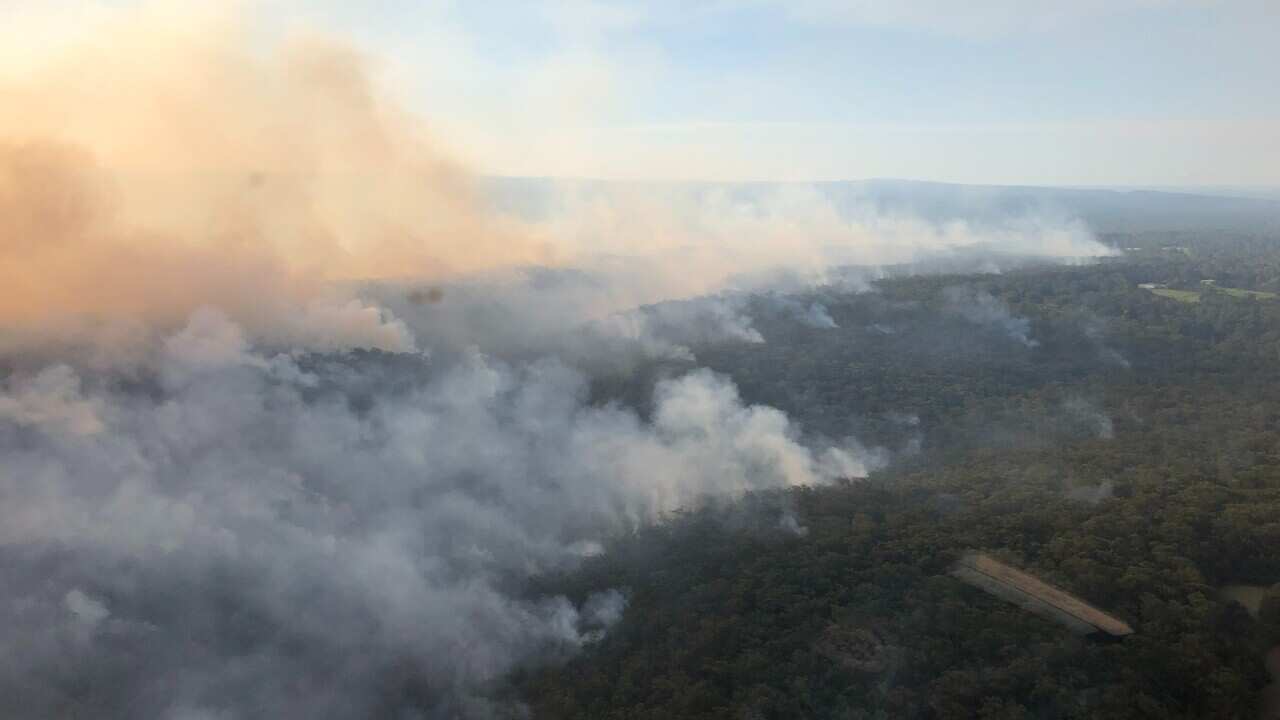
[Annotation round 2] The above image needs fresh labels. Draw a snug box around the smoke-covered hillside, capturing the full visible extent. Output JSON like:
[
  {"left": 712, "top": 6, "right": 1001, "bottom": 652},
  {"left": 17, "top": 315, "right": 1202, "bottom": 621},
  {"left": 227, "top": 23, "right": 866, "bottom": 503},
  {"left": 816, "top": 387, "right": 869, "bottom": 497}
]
[{"left": 518, "top": 237, "right": 1280, "bottom": 720}]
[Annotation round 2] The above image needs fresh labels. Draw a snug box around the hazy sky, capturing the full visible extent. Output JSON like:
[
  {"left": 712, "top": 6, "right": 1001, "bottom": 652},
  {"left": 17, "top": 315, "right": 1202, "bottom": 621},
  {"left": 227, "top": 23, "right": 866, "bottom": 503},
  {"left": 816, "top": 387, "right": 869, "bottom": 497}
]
[{"left": 8, "top": 0, "right": 1280, "bottom": 185}]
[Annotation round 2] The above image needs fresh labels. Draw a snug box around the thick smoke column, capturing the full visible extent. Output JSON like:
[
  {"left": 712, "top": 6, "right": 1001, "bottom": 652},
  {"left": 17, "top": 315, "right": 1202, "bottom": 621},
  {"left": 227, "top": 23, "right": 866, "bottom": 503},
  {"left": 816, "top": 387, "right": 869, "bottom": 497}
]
[{"left": 0, "top": 5, "right": 549, "bottom": 350}]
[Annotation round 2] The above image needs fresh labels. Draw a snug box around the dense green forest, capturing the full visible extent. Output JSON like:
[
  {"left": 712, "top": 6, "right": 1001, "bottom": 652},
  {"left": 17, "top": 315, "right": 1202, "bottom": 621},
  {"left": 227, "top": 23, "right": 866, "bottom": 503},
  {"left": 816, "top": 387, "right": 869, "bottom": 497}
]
[{"left": 514, "top": 231, "right": 1280, "bottom": 719}]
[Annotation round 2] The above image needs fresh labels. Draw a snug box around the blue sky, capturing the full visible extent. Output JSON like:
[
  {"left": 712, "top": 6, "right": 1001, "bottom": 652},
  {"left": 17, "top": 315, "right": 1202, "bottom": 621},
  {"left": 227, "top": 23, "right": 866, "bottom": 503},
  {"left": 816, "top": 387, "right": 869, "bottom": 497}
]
[{"left": 9, "top": 0, "right": 1280, "bottom": 185}]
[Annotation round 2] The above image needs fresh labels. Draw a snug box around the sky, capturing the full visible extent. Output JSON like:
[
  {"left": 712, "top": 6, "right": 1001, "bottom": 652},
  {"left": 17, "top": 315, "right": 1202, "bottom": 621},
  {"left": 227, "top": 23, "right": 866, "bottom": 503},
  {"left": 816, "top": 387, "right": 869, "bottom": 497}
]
[{"left": 5, "top": 0, "right": 1280, "bottom": 185}]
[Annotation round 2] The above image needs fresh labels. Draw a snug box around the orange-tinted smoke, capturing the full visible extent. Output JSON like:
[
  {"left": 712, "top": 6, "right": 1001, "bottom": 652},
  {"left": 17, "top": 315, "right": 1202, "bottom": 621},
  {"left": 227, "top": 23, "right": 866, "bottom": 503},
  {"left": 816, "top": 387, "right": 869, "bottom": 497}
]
[{"left": 0, "top": 5, "right": 551, "bottom": 334}]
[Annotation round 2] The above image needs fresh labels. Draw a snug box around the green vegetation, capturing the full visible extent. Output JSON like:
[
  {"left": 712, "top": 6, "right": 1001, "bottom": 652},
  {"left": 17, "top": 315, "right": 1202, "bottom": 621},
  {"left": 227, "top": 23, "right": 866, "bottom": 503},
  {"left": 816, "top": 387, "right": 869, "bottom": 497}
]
[{"left": 517, "top": 230, "right": 1280, "bottom": 719}]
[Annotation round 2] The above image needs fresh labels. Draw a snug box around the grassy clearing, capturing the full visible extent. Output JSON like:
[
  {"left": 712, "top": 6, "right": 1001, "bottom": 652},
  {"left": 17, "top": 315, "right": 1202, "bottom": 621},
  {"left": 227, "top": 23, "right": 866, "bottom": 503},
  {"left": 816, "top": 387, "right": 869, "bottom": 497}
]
[
  {"left": 1220, "top": 287, "right": 1278, "bottom": 300},
  {"left": 1144, "top": 286, "right": 1278, "bottom": 303},
  {"left": 1150, "top": 288, "right": 1202, "bottom": 303}
]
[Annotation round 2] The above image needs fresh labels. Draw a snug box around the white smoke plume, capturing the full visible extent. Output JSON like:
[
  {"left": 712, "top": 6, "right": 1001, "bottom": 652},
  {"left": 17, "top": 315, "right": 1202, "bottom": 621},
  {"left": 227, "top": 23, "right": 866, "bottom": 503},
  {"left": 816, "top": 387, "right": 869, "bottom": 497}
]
[
  {"left": 1063, "top": 396, "right": 1116, "bottom": 440},
  {"left": 0, "top": 311, "right": 862, "bottom": 718},
  {"left": 767, "top": 296, "right": 839, "bottom": 329},
  {"left": 942, "top": 286, "right": 1039, "bottom": 348},
  {"left": 1066, "top": 479, "right": 1116, "bottom": 505}
]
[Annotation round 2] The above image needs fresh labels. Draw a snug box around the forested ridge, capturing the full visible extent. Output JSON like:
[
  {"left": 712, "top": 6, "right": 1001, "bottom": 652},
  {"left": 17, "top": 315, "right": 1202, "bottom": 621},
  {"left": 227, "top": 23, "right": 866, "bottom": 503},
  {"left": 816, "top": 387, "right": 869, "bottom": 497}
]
[{"left": 515, "top": 232, "right": 1280, "bottom": 719}]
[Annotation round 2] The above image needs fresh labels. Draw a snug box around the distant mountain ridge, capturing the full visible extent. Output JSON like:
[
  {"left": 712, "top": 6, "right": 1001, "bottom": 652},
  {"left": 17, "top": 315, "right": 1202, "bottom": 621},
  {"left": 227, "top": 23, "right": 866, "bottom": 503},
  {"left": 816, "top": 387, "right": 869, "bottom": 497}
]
[{"left": 484, "top": 176, "right": 1280, "bottom": 234}]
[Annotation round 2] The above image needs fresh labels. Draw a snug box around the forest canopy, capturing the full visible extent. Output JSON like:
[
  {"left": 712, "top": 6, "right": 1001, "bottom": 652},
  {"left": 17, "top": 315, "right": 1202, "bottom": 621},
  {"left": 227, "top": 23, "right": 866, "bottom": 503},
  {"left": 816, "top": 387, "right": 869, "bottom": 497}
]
[{"left": 516, "top": 231, "right": 1280, "bottom": 720}]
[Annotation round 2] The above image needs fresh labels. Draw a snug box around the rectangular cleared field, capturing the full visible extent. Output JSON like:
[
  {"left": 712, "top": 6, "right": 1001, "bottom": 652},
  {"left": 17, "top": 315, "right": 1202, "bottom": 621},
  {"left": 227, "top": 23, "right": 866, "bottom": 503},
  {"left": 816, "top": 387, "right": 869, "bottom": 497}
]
[
  {"left": 952, "top": 553, "right": 1134, "bottom": 637},
  {"left": 1149, "top": 288, "right": 1201, "bottom": 303}
]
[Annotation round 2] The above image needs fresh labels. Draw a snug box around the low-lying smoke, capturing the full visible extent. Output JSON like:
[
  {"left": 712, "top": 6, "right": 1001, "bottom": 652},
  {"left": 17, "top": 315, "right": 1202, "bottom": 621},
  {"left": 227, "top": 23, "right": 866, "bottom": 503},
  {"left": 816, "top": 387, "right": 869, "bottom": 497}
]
[
  {"left": 0, "top": 310, "right": 862, "bottom": 718},
  {"left": 1063, "top": 396, "right": 1115, "bottom": 440},
  {"left": 942, "top": 286, "right": 1039, "bottom": 348}
]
